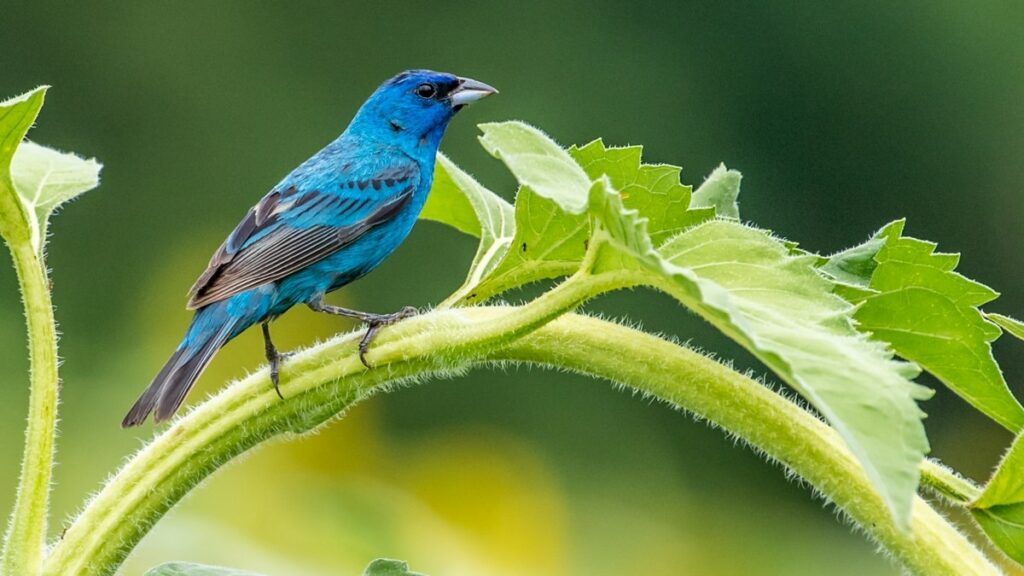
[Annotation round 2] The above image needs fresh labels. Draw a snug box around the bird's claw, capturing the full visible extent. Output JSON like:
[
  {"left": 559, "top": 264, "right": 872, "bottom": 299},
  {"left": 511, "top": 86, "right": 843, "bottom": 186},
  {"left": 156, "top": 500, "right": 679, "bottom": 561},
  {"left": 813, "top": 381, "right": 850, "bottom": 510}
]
[
  {"left": 358, "top": 306, "right": 419, "bottom": 368},
  {"left": 269, "top": 351, "right": 294, "bottom": 399}
]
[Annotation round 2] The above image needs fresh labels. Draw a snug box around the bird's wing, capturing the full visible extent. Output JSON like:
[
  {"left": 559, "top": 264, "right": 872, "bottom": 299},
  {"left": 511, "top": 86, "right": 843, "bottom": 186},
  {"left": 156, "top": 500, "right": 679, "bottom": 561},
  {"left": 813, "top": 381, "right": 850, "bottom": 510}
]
[{"left": 186, "top": 161, "right": 420, "bottom": 309}]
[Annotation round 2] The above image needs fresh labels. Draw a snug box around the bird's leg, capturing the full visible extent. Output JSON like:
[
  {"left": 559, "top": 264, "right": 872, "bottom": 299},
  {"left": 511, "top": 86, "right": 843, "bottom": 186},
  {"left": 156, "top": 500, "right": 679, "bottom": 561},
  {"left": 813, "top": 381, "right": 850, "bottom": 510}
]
[
  {"left": 308, "top": 296, "right": 418, "bottom": 368},
  {"left": 261, "top": 322, "right": 292, "bottom": 399}
]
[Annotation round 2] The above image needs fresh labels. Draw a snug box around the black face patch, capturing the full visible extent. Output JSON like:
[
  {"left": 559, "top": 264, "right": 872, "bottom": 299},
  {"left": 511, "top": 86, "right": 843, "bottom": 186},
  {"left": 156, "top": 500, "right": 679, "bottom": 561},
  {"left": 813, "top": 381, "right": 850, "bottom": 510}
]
[{"left": 436, "top": 79, "right": 461, "bottom": 99}]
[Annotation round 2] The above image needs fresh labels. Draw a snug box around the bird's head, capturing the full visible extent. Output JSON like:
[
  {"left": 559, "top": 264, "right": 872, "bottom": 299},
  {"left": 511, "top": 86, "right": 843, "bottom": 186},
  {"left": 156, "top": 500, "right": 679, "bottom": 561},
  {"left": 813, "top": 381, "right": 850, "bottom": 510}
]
[{"left": 349, "top": 70, "right": 497, "bottom": 153}]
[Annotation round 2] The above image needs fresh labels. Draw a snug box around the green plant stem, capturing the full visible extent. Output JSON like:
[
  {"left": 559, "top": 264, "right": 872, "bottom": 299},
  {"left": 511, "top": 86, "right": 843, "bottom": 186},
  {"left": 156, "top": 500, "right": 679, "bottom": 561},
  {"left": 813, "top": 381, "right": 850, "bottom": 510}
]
[
  {"left": 920, "top": 459, "right": 982, "bottom": 504},
  {"left": 1, "top": 240, "right": 59, "bottom": 576},
  {"left": 496, "top": 315, "right": 998, "bottom": 576},
  {"left": 45, "top": 303, "right": 995, "bottom": 575},
  {"left": 43, "top": 269, "right": 625, "bottom": 575}
]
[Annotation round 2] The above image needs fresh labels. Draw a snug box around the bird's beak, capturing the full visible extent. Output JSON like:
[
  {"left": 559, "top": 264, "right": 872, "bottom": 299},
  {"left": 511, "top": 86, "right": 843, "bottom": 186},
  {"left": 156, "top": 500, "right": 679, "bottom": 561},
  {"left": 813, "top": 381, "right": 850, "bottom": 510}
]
[{"left": 450, "top": 77, "right": 498, "bottom": 107}]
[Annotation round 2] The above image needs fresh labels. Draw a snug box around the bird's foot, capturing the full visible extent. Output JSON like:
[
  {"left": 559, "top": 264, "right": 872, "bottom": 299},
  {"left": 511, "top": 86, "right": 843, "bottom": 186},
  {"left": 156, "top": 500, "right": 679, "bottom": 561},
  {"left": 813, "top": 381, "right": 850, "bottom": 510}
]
[
  {"left": 262, "top": 322, "right": 294, "bottom": 399},
  {"left": 268, "top": 350, "right": 295, "bottom": 399},
  {"left": 358, "top": 306, "right": 418, "bottom": 368}
]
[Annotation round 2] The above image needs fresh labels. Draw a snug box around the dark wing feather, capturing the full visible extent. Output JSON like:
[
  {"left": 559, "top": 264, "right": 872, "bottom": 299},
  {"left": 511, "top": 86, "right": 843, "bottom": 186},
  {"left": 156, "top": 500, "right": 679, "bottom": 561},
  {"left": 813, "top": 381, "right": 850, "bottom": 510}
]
[{"left": 187, "top": 167, "right": 418, "bottom": 309}]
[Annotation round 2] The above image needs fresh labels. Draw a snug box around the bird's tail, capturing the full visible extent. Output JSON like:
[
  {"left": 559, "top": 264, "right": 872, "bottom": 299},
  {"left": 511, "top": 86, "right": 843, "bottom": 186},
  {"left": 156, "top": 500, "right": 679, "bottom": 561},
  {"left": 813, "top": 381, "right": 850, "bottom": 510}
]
[{"left": 122, "top": 302, "right": 242, "bottom": 427}]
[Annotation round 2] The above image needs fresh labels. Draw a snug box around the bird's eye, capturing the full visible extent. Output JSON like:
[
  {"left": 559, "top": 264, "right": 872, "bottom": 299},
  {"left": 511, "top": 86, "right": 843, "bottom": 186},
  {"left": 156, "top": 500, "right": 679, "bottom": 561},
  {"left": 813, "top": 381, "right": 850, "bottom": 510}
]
[{"left": 415, "top": 83, "right": 437, "bottom": 98}]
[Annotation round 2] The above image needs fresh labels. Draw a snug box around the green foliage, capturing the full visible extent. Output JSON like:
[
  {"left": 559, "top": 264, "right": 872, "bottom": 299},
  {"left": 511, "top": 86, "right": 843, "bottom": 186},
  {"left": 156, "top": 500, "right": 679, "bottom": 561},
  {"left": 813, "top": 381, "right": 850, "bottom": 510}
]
[
  {"left": 479, "top": 121, "right": 592, "bottom": 212},
  {"left": 420, "top": 154, "right": 514, "bottom": 304},
  {"left": 0, "top": 87, "right": 101, "bottom": 253},
  {"left": 432, "top": 121, "right": 931, "bottom": 527},
  {"left": 143, "top": 562, "right": 266, "bottom": 575},
  {"left": 690, "top": 163, "right": 741, "bottom": 220},
  {"left": 0, "top": 88, "right": 45, "bottom": 169},
  {"left": 990, "top": 313, "right": 1024, "bottom": 341},
  {"left": 820, "top": 234, "right": 886, "bottom": 301},
  {"left": 646, "top": 222, "right": 930, "bottom": 526},
  {"left": 0, "top": 87, "right": 47, "bottom": 242},
  {"left": 362, "top": 559, "right": 427, "bottom": 576},
  {"left": 432, "top": 129, "right": 735, "bottom": 305},
  {"left": 569, "top": 139, "right": 714, "bottom": 242},
  {"left": 823, "top": 220, "right": 1024, "bottom": 564},
  {"left": 455, "top": 123, "right": 593, "bottom": 303},
  {"left": 972, "top": 433, "right": 1024, "bottom": 564},
  {"left": 11, "top": 141, "right": 101, "bottom": 253},
  {"left": 817, "top": 205, "right": 1024, "bottom": 565},
  {"left": 460, "top": 182, "right": 586, "bottom": 303},
  {"left": 825, "top": 220, "right": 1024, "bottom": 432},
  {"left": 421, "top": 154, "right": 512, "bottom": 240}
]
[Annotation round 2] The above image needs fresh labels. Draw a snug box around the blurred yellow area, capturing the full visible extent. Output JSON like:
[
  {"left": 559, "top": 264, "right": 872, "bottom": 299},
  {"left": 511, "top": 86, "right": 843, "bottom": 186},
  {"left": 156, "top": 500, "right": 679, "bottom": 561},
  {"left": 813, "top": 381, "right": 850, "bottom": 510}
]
[{"left": 178, "top": 415, "right": 572, "bottom": 576}]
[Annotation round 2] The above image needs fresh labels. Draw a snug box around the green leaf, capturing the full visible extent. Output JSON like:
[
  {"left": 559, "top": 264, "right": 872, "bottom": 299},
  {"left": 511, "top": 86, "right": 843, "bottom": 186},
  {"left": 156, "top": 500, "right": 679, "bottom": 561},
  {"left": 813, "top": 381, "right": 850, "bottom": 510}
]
[
  {"left": 0, "top": 87, "right": 101, "bottom": 254},
  {"left": 0, "top": 88, "right": 46, "bottom": 173},
  {"left": 0, "top": 87, "right": 47, "bottom": 241},
  {"left": 143, "top": 562, "right": 266, "bottom": 576},
  {"left": 362, "top": 559, "right": 427, "bottom": 576},
  {"left": 971, "top": 433, "right": 1024, "bottom": 564},
  {"left": 569, "top": 139, "right": 714, "bottom": 244},
  {"left": 690, "top": 163, "right": 741, "bottom": 220},
  {"left": 442, "top": 125, "right": 715, "bottom": 304},
  {"left": 421, "top": 154, "right": 514, "bottom": 304},
  {"left": 820, "top": 233, "right": 885, "bottom": 301},
  {"left": 584, "top": 177, "right": 658, "bottom": 273},
  {"left": 428, "top": 122, "right": 930, "bottom": 525},
  {"left": 421, "top": 153, "right": 509, "bottom": 239},
  {"left": 478, "top": 121, "right": 591, "bottom": 212},
  {"left": 989, "top": 313, "right": 1024, "bottom": 342},
  {"left": 976, "top": 434, "right": 1024, "bottom": 508},
  {"left": 831, "top": 220, "right": 1024, "bottom": 432},
  {"left": 585, "top": 182, "right": 931, "bottom": 528},
  {"left": 456, "top": 122, "right": 594, "bottom": 303},
  {"left": 463, "top": 188, "right": 588, "bottom": 303},
  {"left": 11, "top": 141, "right": 101, "bottom": 253},
  {"left": 973, "top": 506, "right": 1024, "bottom": 565}
]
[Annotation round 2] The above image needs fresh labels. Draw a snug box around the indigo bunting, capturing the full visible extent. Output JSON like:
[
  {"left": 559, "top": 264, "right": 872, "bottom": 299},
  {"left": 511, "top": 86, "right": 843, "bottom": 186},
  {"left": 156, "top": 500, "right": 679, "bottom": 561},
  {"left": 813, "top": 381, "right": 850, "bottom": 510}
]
[{"left": 123, "top": 70, "right": 496, "bottom": 427}]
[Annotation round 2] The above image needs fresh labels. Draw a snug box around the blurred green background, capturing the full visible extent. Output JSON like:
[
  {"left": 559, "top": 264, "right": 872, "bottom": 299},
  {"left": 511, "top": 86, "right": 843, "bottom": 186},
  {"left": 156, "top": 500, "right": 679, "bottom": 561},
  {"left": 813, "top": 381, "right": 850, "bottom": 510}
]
[{"left": 2, "top": 2, "right": 1023, "bottom": 574}]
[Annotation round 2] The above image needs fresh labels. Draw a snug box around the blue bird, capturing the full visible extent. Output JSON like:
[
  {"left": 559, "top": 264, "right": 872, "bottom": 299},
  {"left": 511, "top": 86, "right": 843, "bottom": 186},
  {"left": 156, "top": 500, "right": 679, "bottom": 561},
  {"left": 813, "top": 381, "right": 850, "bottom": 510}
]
[{"left": 123, "top": 70, "right": 496, "bottom": 427}]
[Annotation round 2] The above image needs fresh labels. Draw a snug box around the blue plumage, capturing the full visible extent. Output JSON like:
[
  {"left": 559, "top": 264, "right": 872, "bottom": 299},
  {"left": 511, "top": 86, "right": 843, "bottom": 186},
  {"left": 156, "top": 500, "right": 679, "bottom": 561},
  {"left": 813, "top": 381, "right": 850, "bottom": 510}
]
[{"left": 123, "top": 70, "right": 496, "bottom": 426}]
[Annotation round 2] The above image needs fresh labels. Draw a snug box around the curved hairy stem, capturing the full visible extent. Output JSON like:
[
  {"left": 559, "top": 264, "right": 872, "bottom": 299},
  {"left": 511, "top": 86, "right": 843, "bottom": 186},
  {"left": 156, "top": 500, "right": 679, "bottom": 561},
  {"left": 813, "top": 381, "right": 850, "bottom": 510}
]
[
  {"left": 497, "top": 315, "right": 998, "bottom": 576},
  {"left": 1, "top": 240, "right": 60, "bottom": 575},
  {"left": 45, "top": 300, "right": 996, "bottom": 575},
  {"left": 44, "top": 270, "right": 628, "bottom": 575}
]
